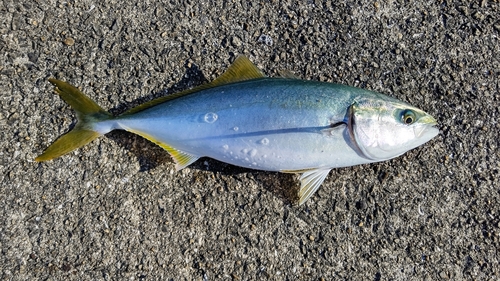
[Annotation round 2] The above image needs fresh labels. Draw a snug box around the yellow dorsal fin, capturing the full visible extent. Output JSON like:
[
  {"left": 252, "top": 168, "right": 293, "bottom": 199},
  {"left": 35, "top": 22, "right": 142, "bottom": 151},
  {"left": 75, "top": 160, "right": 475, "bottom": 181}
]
[
  {"left": 209, "top": 55, "right": 266, "bottom": 86},
  {"left": 123, "top": 55, "right": 266, "bottom": 115}
]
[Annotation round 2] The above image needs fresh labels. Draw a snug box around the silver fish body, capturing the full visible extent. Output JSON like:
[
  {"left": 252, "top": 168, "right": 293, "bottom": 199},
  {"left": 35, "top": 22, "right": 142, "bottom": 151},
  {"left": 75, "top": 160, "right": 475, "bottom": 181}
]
[
  {"left": 108, "top": 79, "right": 383, "bottom": 171},
  {"left": 37, "top": 56, "right": 439, "bottom": 205}
]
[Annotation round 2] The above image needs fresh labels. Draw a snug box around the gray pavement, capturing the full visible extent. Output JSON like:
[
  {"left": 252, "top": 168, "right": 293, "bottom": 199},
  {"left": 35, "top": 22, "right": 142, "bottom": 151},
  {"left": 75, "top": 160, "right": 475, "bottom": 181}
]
[{"left": 1, "top": 0, "right": 499, "bottom": 280}]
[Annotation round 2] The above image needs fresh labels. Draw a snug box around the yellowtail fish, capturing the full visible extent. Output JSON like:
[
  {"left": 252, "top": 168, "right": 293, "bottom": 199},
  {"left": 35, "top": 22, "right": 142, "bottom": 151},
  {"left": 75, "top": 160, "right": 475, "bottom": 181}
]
[{"left": 36, "top": 56, "right": 438, "bottom": 205}]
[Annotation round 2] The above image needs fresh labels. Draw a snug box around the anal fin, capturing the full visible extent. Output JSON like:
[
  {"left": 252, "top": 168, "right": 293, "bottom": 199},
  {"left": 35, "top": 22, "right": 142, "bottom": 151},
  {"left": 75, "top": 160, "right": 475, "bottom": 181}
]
[
  {"left": 161, "top": 145, "right": 199, "bottom": 171},
  {"left": 127, "top": 129, "right": 200, "bottom": 171}
]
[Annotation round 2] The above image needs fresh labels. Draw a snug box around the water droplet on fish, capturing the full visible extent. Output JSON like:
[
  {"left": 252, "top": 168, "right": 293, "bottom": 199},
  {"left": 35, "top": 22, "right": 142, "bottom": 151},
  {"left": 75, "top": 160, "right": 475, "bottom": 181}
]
[
  {"left": 259, "top": 138, "right": 269, "bottom": 145},
  {"left": 233, "top": 126, "right": 239, "bottom": 131},
  {"left": 251, "top": 162, "right": 257, "bottom": 166},
  {"left": 204, "top": 112, "right": 218, "bottom": 123},
  {"left": 222, "top": 144, "right": 229, "bottom": 150},
  {"left": 241, "top": 148, "right": 248, "bottom": 154},
  {"left": 249, "top": 149, "right": 257, "bottom": 157}
]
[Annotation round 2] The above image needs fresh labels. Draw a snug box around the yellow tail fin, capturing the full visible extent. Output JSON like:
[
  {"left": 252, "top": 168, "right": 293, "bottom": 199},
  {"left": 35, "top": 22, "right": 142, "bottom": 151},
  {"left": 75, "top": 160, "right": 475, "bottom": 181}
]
[{"left": 35, "top": 79, "right": 113, "bottom": 162}]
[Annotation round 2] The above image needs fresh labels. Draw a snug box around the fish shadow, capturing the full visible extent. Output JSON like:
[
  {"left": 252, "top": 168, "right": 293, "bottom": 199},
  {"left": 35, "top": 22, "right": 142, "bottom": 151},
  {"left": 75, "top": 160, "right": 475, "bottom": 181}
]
[
  {"left": 107, "top": 60, "right": 209, "bottom": 116},
  {"left": 107, "top": 130, "right": 299, "bottom": 205},
  {"left": 104, "top": 61, "right": 299, "bottom": 205}
]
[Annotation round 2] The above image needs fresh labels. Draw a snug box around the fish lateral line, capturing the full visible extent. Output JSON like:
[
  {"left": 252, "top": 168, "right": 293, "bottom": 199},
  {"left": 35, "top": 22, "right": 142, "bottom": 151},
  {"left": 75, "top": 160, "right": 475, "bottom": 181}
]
[{"left": 183, "top": 125, "right": 337, "bottom": 142}]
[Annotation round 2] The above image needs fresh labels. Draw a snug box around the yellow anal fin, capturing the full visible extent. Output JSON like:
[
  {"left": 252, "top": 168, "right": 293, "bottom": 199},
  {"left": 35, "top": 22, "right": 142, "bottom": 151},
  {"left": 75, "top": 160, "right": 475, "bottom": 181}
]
[
  {"left": 128, "top": 129, "right": 199, "bottom": 171},
  {"left": 161, "top": 145, "right": 199, "bottom": 171},
  {"left": 123, "top": 55, "right": 266, "bottom": 115}
]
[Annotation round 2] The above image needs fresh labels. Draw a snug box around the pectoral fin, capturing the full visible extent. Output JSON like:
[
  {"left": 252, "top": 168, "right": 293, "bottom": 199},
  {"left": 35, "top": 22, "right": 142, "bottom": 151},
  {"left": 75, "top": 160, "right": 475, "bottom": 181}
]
[
  {"left": 320, "top": 121, "right": 347, "bottom": 137},
  {"left": 297, "top": 168, "right": 331, "bottom": 205}
]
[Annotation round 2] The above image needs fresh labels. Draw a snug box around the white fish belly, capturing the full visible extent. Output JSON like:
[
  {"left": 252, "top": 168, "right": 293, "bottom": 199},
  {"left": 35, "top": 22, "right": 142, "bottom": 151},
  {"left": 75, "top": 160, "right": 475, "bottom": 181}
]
[{"left": 191, "top": 130, "right": 373, "bottom": 171}]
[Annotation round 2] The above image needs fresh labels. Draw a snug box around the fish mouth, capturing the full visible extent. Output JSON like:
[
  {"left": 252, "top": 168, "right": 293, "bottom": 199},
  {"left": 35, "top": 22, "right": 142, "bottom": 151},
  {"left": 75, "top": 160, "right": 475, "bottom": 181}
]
[
  {"left": 413, "top": 124, "right": 439, "bottom": 140},
  {"left": 420, "top": 115, "right": 438, "bottom": 126},
  {"left": 414, "top": 115, "right": 439, "bottom": 138}
]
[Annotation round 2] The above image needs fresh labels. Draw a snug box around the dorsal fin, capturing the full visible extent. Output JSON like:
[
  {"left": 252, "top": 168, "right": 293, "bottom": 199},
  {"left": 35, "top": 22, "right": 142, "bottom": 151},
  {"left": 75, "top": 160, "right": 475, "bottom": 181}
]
[
  {"left": 278, "top": 69, "right": 301, "bottom": 79},
  {"left": 209, "top": 55, "right": 266, "bottom": 85},
  {"left": 122, "top": 55, "right": 265, "bottom": 115}
]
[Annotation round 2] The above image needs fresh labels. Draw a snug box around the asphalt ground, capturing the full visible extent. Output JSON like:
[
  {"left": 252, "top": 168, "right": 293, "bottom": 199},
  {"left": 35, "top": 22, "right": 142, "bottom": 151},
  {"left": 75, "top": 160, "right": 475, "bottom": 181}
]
[{"left": 1, "top": 0, "right": 499, "bottom": 280}]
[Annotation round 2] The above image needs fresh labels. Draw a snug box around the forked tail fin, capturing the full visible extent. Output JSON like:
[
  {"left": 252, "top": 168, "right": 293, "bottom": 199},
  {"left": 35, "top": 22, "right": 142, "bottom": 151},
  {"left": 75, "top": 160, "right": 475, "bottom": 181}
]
[{"left": 35, "top": 79, "right": 113, "bottom": 162}]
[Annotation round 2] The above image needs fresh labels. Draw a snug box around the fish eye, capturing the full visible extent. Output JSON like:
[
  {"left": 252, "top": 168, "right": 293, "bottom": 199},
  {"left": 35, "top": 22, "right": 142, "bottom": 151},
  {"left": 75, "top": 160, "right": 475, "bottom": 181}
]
[{"left": 401, "top": 109, "right": 416, "bottom": 125}]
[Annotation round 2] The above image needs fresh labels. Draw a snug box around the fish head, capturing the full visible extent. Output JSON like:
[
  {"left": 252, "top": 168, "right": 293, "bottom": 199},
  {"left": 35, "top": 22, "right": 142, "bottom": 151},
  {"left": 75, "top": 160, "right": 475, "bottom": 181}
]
[{"left": 348, "top": 98, "right": 439, "bottom": 161}]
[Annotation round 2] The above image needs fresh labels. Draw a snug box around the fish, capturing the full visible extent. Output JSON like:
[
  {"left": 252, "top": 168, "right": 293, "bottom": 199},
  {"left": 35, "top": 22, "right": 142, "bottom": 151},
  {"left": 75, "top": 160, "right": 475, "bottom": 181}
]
[{"left": 36, "top": 56, "right": 439, "bottom": 205}]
